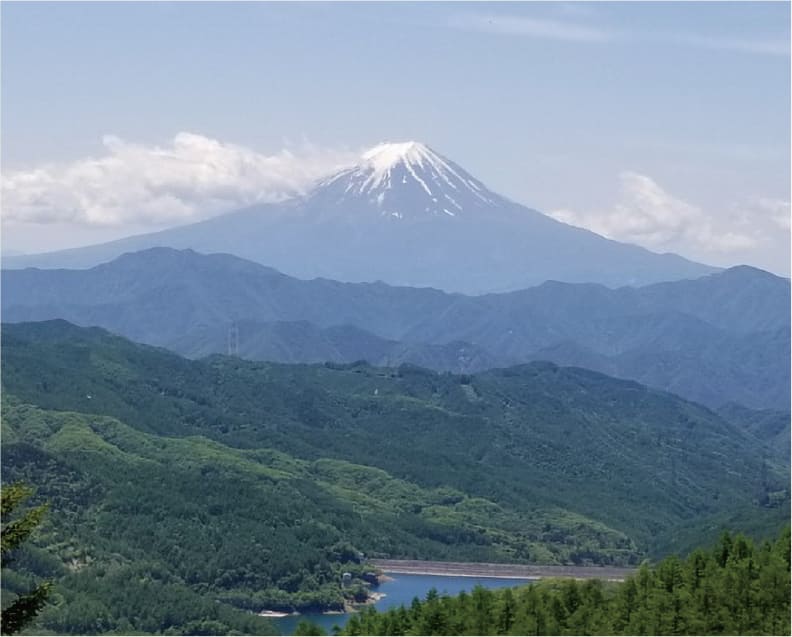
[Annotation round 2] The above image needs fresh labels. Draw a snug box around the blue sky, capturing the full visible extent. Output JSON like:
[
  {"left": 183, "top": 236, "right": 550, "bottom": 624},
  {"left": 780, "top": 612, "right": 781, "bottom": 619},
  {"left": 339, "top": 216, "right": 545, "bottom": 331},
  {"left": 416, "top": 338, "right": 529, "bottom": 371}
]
[{"left": 2, "top": 1, "right": 790, "bottom": 274}]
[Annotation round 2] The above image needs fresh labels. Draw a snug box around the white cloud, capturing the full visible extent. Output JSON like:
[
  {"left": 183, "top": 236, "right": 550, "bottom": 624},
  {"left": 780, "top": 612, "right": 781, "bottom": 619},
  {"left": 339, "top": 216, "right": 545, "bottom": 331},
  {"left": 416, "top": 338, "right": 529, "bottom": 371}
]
[
  {"left": 448, "top": 14, "right": 610, "bottom": 43},
  {"left": 449, "top": 12, "right": 789, "bottom": 57},
  {"left": 1, "top": 133, "right": 356, "bottom": 227},
  {"left": 548, "top": 172, "right": 790, "bottom": 271},
  {"left": 751, "top": 197, "right": 791, "bottom": 231}
]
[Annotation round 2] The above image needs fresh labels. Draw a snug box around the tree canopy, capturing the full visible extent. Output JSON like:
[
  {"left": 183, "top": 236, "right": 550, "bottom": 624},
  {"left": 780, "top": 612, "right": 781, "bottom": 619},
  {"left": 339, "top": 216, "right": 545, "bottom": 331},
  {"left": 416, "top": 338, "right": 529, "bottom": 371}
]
[{"left": 341, "top": 527, "right": 791, "bottom": 635}]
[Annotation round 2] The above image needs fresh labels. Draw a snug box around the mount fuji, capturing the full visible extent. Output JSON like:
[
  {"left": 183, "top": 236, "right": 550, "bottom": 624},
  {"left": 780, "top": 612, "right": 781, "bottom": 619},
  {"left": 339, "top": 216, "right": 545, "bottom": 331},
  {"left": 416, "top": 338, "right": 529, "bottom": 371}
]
[{"left": 3, "top": 141, "right": 716, "bottom": 292}]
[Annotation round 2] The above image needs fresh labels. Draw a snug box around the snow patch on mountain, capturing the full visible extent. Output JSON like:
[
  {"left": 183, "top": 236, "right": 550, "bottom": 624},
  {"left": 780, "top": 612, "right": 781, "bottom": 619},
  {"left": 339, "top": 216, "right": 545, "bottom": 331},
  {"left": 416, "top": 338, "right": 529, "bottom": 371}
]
[{"left": 312, "top": 141, "right": 501, "bottom": 220}]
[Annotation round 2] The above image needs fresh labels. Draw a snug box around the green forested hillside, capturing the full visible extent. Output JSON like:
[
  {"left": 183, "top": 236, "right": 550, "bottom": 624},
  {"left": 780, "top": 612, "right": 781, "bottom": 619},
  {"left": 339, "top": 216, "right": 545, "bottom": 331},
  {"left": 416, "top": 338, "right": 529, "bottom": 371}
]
[
  {"left": 341, "top": 527, "right": 791, "bottom": 636},
  {"left": 1, "top": 401, "right": 632, "bottom": 634},
  {"left": 1, "top": 320, "right": 788, "bottom": 634},
  {"left": 717, "top": 403, "right": 791, "bottom": 462},
  {"left": 3, "top": 321, "right": 787, "bottom": 551}
]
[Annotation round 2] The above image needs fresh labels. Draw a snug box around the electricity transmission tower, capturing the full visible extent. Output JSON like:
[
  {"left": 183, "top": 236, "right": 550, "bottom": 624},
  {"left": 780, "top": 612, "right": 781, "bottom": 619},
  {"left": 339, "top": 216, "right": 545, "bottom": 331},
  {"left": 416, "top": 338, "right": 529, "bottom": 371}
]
[{"left": 227, "top": 322, "right": 240, "bottom": 357}]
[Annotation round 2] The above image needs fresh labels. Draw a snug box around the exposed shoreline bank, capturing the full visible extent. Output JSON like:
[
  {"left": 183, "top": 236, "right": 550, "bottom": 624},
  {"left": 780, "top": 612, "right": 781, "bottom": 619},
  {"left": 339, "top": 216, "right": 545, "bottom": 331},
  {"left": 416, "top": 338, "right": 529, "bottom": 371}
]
[{"left": 370, "top": 559, "right": 635, "bottom": 582}]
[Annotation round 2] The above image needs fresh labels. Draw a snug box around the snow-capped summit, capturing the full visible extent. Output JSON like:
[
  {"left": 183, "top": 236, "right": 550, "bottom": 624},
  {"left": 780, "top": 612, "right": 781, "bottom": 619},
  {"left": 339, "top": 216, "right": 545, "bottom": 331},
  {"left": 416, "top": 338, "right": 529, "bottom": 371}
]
[
  {"left": 361, "top": 141, "right": 431, "bottom": 169},
  {"left": 311, "top": 141, "right": 501, "bottom": 220}
]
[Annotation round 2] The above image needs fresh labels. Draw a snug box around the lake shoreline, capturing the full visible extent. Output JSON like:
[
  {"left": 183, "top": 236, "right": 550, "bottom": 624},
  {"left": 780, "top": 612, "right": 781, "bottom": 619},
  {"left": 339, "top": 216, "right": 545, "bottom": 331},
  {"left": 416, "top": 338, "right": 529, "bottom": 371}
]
[
  {"left": 344, "top": 590, "right": 387, "bottom": 612},
  {"left": 266, "top": 561, "right": 632, "bottom": 623},
  {"left": 261, "top": 588, "right": 388, "bottom": 619},
  {"left": 257, "top": 610, "right": 293, "bottom": 618},
  {"left": 381, "top": 569, "right": 536, "bottom": 580},
  {"left": 273, "top": 573, "right": 538, "bottom": 635}
]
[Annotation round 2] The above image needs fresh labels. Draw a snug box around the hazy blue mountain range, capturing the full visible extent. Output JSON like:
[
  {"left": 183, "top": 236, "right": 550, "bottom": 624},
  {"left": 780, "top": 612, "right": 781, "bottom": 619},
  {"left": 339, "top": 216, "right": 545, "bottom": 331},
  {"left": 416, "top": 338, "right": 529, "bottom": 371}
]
[
  {"left": 0, "top": 142, "right": 716, "bottom": 292},
  {"left": 3, "top": 248, "right": 788, "bottom": 410},
  {"left": 168, "top": 320, "right": 508, "bottom": 373},
  {"left": 717, "top": 403, "right": 792, "bottom": 462}
]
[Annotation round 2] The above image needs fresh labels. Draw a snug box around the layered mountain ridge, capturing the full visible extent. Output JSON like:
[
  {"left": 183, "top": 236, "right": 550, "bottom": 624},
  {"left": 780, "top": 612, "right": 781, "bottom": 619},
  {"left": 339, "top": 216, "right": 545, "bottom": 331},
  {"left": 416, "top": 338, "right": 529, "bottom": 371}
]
[
  {"left": 3, "top": 247, "right": 788, "bottom": 410},
  {"left": 4, "top": 318, "right": 788, "bottom": 633}
]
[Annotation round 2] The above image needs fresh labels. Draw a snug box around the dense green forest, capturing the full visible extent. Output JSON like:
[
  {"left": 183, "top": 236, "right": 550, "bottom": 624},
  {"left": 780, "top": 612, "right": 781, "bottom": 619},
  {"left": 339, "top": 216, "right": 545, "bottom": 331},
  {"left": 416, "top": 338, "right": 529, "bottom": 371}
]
[
  {"left": 340, "top": 528, "right": 791, "bottom": 636},
  {"left": 3, "top": 321, "right": 787, "bottom": 553},
  {"left": 1, "top": 320, "right": 788, "bottom": 634},
  {"left": 0, "top": 400, "right": 632, "bottom": 634}
]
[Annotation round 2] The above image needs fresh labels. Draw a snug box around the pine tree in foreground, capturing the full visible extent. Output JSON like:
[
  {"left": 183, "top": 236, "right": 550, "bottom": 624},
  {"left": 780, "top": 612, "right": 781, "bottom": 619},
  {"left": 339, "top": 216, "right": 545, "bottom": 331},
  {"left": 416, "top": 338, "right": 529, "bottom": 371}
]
[{"left": 1, "top": 483, "right": 52, "bottom": 636}]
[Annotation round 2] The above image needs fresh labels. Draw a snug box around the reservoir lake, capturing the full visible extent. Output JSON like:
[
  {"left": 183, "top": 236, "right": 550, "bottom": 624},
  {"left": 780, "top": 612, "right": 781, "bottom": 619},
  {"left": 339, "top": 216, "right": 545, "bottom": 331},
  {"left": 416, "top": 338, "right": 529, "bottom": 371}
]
[{"left": 274, "top": 573, "right": 534, "bottom": 635}]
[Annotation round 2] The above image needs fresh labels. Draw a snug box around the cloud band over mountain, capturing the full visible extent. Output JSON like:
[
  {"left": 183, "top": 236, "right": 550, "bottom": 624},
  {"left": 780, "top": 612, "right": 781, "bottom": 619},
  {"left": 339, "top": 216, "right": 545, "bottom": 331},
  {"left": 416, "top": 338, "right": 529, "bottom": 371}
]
[
  {"left": 1, "top": 133, "right": 357, "bottom": 227},
  {"left": 549, "top": 172, "right": 790, "bottom": 252}
]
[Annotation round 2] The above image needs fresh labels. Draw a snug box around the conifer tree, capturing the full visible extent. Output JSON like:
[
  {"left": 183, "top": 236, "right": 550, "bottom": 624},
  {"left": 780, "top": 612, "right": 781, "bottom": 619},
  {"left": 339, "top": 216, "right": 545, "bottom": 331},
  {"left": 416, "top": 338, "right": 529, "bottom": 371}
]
[{"left": 1, "top": 483, "right": 52, "bottom": 636}]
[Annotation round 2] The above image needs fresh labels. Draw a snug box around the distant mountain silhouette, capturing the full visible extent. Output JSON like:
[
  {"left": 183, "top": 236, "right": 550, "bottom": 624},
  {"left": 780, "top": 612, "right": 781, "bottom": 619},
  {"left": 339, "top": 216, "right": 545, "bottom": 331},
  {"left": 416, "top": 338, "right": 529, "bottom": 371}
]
[{"left": 3, "top": 247, "right": 788, "bottom": 409}]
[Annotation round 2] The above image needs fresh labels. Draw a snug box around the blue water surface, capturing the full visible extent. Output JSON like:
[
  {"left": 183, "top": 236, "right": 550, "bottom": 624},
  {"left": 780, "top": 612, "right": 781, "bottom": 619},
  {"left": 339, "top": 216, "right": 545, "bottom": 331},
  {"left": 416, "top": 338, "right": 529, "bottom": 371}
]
[{"left": 274, "top": 573, "right": 533, "bottom": 635}]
